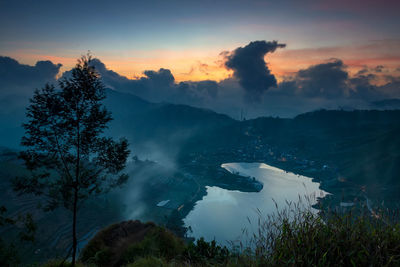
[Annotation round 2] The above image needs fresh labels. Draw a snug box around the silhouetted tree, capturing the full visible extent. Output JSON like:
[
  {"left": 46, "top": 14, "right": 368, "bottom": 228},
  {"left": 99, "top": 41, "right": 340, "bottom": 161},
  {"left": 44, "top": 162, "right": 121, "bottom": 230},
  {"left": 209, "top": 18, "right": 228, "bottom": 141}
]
[
  {"left": 13, "top": 54, "right": 130, "bottom": 265},
  {"left": 0, "top": 205, "right": 36, "bottom": 266}
]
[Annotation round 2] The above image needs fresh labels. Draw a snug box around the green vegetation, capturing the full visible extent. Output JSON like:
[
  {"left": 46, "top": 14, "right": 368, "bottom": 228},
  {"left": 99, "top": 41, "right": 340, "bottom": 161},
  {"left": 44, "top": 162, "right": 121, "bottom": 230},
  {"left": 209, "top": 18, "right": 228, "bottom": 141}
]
[
  {"left": 1, "top": 59, "right": 399, "bottom": 266},
  {"left": 78, "top": 221, "right": 184, "bottom": 267},
  {"left": 263, "top": 213, "right": 400, "bottom": 266},
  {"left": 41, "top": 204, "right": 400, "bottom": 267},
  {"left": 236, "top": 207, "right": 400, "bottom": 266},
  {"left": 41, "top": 259, "right": 86, "bottom": 267},
  {"left": 182, "top": 238, "right": 230, "bottom": 266},
  {"left": 12, "top": 54, "right": 130, "bottom": 265},
  {"left": 0, "top": 205, "right": 36, "bottom": 266},
  {"left": 0, "top": 239, "right": 20, "bottom": 267},
  {"left": 121, "top": 227, "right": 185, "bottom": 263}
]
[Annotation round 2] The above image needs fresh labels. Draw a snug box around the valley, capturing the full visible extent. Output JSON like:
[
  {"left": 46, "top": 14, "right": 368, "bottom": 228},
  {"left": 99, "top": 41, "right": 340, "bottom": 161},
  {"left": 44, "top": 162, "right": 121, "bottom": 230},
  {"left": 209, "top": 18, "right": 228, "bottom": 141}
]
[{"left": 0, "top": 90, "right": 399, "bottom": 265}]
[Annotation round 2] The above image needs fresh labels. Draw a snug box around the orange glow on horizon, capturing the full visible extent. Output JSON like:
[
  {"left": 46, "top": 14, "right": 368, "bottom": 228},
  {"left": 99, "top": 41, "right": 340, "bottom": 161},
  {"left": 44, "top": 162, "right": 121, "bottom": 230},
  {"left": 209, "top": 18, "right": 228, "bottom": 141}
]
[{"left": 5, "top": 41, "right": 400, "bottom": 84}]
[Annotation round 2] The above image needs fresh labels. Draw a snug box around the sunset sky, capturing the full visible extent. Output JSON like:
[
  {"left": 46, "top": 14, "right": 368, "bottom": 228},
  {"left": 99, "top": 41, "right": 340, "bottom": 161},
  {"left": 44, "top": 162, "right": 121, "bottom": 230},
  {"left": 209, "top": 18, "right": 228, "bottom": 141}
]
[{"left": 1, "top": 0, "right": 399, "bottom": 82}]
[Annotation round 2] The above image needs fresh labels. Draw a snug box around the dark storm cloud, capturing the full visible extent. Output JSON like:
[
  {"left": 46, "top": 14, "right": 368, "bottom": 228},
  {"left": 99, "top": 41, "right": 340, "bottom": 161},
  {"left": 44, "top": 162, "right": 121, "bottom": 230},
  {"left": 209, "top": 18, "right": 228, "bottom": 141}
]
[
  {"left": 0, "top": 56, "right": 61, "bottom": 97},
  {"left": 224, "top": 40, "right": 286, "bottom": 102},
  {"left": 276, "top": 59, "right": 387, "bottom": 100}
]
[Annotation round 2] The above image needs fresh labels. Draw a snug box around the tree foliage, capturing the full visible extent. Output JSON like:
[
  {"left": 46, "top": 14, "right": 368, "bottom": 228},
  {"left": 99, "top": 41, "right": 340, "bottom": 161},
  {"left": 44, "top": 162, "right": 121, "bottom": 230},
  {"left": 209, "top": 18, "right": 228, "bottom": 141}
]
[
  {"left": 0, "top": 205, "right": 36, "bottom": 266},
  {"left": 12, "top": 54, "right": 130, "bottom": 265}
]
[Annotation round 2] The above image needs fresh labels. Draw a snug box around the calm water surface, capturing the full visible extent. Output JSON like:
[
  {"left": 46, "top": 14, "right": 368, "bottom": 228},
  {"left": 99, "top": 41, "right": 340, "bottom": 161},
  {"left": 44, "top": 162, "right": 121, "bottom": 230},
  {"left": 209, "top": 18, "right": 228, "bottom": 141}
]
[{"left": 183, "top": 162, "right": 327, "bottom": 246}]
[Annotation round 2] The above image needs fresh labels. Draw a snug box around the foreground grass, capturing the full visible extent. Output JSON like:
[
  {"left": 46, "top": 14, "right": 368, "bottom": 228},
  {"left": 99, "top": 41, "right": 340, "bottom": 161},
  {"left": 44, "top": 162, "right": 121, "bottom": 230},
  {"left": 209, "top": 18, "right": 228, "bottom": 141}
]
[
  {"left": 238, "top": 209, "right": 400, "bottom": 266},
  {"left": 42, "top": 204, "right": 400, "bottom": 267}
]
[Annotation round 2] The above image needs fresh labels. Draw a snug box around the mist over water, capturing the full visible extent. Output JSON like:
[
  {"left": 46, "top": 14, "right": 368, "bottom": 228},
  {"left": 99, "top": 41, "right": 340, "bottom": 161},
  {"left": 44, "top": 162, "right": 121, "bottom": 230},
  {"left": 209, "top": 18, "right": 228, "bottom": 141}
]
[{"left": 183, "top": 162, "right": 327, "bottom": 246}]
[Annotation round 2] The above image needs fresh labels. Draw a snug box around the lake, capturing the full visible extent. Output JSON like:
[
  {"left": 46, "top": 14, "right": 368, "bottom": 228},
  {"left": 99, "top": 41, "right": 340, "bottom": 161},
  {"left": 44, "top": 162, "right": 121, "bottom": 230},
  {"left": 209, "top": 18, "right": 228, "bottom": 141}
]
[{"left": 183, "top": 162, "right": 327, "bottom": 246}]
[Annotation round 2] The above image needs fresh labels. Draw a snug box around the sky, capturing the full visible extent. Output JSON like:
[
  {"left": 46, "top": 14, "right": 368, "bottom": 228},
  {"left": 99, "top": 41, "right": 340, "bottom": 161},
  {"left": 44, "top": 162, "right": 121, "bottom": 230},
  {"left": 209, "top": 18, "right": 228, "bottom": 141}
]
[
  {"left": 1, "top": 0, "right": 400, "bottom": 117},
  {"left": 1, "top": 0, "right": 400, "bottom": 80}
]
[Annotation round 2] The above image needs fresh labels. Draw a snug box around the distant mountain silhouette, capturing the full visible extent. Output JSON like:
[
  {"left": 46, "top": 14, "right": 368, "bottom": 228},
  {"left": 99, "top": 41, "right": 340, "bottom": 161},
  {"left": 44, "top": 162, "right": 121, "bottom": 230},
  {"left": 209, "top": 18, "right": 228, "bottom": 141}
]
[
  {"left": 0, "top": 89, "right": 399, "bottom": 200},
  {"left": 370, "top": 98, "right": 400, "bottom": 109}
]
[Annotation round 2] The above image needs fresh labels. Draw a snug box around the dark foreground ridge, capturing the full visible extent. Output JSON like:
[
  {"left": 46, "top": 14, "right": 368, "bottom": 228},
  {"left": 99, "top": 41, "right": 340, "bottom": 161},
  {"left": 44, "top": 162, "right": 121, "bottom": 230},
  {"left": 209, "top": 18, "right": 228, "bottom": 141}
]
[
  {"left": 41, "top": 207, "right": 400, "bottom": 267},
  {"left": 79, "top": 220, "right": 159, "bottom": 266}
]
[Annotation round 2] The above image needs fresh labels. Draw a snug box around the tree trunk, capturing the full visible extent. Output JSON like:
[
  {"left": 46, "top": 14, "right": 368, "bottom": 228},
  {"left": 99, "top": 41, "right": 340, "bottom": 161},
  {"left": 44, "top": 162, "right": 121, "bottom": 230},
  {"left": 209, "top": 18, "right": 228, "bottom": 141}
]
[
  {"left": 72, "top": 110, "right": 80, "bottom": 266},
  {"left": 71, "top": 187, "right": 78, "bottom": 266}
]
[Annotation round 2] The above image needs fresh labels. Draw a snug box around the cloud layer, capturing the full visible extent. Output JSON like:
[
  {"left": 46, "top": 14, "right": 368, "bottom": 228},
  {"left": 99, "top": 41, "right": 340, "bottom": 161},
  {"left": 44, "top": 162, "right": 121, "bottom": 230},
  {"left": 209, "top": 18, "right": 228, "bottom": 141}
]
[
  {"left": 224, "top": 40, "right": 286, "bottom": 102},
  {"left": 276, "top": 58, "right": 399, "bottom": 101},
  {"left": 0, "top": 56, "right": 62, "bottom": 112},
  {"left": 0, "top": 56, "right": 61, "bottom": 97},
  {"left": 77, "top": 58, "right": 221, "bottom": 105},
  {"left": 1, "top": 40, "right": 399, "bottom": 118}
]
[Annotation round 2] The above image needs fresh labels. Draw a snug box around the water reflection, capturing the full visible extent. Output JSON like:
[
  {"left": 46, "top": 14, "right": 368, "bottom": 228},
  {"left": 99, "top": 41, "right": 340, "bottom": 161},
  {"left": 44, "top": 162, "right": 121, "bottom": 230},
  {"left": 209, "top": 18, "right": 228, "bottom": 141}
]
[{"left": 183, "top": 162, "right": 327, "bottom": 246}]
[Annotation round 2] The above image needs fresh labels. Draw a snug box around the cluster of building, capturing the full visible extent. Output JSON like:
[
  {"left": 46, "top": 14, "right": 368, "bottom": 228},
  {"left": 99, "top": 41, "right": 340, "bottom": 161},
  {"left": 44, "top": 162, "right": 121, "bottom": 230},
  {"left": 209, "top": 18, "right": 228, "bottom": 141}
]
[{"left": 184, "top": 136, "right": 336, "bottom": 179}]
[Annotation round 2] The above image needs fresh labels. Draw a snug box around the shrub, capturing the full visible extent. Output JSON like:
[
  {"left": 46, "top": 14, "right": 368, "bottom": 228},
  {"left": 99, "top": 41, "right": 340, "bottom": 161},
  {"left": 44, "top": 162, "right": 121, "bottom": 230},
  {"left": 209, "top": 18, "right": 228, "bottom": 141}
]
[
  {"left": 182, "top": 237, "right": 230, "bottom": 265},
  {"left": 72, "top": 202, "right": 400, "bottom": 266},
  {"left": 264, "top": 212, "right": 400, "bottom": 266},
  {"left": 80, "top": 220, "right": 157, "bottom": 266},
  {"left": 126, "top": 256, "right": 170, "bottom": 267},
  {"left": 41, "top": 259, "right": 86, "bottom": 267},
  {"left": 0, "top": 239, "right": 20, "bottom": 266},
  {"left": 122, "top": 227, "right": 185, "bottom": 264},
  {"left": 232, "top": 201, "right": 400, "bottom": 267}
]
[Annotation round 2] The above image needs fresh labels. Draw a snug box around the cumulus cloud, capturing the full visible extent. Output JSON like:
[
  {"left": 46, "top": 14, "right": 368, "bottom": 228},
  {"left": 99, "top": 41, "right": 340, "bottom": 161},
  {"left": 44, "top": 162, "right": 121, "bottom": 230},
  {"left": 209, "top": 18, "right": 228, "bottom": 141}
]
[
  {"left": 74, "top": 58, "right": 220, "bottom": 105},
  {"left": 357, "top": 65, "right": 386, "bottom": 76},
  {"left": 0, "top": 56, "right": 62, "bottom": 113},
  {"left": 0, "top": 57, "right": 62, "bottom": 147},
  {"left": 378, "top": 77, "right": 400, "bottom": 98},
  {"left": 282, "top": 59, "right": 349, "bottom": 98},
  {"left": 297, "top": 59, "right": 349, "bottom": 98},
  {"left": 374, "top": 65, "right": 385, "bottom": 73},
  {"left": 348, "top": 73, "right": 382, "bottom": 100},
  {"left": 0, "top": 56, "right": 61, "bottom": 97},
  {"left": 69, "top": 42, "right": 393, "bottom": 117},
  {"left": 143, "top": 68, "right": 175, "bottom": 86},
  {"left": 2, "top": 40, "right": 400, "bottom": 119},
  {"left": 275, "top": 59, "right": 392, "bottom": 101},
  {"left": 177, "top": 80, "right": 219, "bottom": 102},
  {"left": 72, "top": 54, "right": 400, "bottom": 118},
  {"left": 224, "top": 40, "right": 286, "bottom": 102}
]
